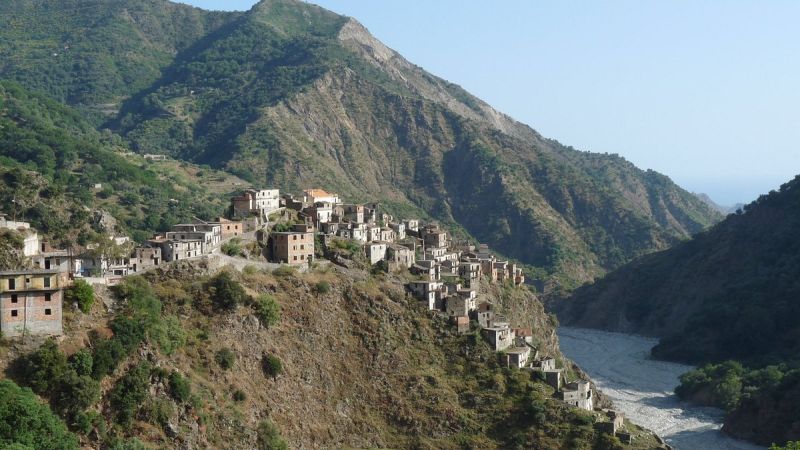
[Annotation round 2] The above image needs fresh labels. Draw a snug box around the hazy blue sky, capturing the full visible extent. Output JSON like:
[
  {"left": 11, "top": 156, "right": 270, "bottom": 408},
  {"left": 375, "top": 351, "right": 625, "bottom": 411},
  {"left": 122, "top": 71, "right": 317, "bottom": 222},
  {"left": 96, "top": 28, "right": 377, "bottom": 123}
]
[{"left": 180, "top": 0, "right": 800, "bottom": 205}]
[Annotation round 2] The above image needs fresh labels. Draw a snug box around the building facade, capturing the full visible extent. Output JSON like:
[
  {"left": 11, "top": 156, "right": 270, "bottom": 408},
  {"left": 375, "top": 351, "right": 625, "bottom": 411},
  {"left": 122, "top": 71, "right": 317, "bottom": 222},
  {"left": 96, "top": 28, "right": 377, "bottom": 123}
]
[
  {"left": 0, "top": 270, "right": 63, "bottom": 337},
  {"left": 271, "top": 232, "right": 314, "bottom": 265}
]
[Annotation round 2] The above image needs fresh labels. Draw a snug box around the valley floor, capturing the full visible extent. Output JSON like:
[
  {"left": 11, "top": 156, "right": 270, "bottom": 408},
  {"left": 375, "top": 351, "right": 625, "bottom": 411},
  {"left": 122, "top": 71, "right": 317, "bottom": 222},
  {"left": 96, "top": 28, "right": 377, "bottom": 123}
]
[{"left": 557, "top": 327, "right": 764, "bottom": 450}]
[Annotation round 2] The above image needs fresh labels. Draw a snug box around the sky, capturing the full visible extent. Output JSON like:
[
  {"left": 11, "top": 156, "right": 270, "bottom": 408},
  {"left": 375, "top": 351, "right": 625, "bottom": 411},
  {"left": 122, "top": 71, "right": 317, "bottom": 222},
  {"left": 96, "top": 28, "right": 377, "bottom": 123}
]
[{"left": 180, "top": 0, "right": 800, "bottom": 206}]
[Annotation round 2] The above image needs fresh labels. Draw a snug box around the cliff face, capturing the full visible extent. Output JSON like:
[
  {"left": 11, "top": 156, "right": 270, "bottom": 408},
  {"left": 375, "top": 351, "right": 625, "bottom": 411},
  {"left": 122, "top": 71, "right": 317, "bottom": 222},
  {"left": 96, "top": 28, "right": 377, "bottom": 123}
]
[{"left": 0, "top": 0, "right": 722, "bottom": 288}]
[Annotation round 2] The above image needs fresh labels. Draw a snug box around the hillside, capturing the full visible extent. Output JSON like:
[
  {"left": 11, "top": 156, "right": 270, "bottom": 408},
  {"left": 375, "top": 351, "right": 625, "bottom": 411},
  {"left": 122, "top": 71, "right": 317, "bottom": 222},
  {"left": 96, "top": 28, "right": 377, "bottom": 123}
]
[
  {"left": 0, "top": 0, "right": 722, "bottom": 287},
  {"left": 0, "top": 261, "right": 665, "bottom": 449},
  {"left": 554, "top": 175, "right": 800, "bottom": 445},
  {"left": 0, "top": 81, "right": 237, "bottom": 243}
]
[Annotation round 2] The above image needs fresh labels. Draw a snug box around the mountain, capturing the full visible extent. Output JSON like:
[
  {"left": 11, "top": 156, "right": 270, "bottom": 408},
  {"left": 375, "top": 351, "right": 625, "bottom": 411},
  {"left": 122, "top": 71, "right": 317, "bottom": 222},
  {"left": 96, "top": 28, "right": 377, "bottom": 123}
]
[
  {"left": 554, "top": 175, "right": 800, "bottom": 446},
  {"left": 0, "top": 0, "right": 723, "bottom": 288},
  {"left": 0, "top": 80, "right": 236, "bottom": 243}
]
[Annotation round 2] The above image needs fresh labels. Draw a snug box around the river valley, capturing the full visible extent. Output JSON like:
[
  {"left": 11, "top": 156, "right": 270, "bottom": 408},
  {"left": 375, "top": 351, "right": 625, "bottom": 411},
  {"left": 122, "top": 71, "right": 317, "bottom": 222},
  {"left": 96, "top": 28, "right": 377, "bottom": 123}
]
[{"left": 557, "top": 327, "right": 764, "bottom": 450}]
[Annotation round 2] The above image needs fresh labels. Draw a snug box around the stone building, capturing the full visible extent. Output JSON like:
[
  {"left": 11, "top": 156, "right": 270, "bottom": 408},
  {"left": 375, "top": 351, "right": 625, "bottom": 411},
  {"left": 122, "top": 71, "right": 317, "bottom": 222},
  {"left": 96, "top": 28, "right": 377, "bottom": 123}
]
[
  {"left": 407, "top": 280, "right": 444, "bottom": 310},
  {"left": 0, "top": 269, "right": 63, "bottom": 337},
  {"left": 231, "top": 189, "right": 280, "bottom": 218},
  {"left": 364, "top": 242, "right": 387, "bottom": 265},
  {"left": 128, "top": 247, "right": 162, "bottom": 273},
  {"left": 386, "top": 244, "right": 415, "bottom": 268},
  {"left": 147, "top": 237, "right": 203, "bottom": 262},
  {"left": 504, "top": 346, "right": 531, "bottom": 369},
  {"left": 561, "top": 380, "right": 593, "bottom": 411},
  {"left": 216, "top": 218, "right": 243, "bottom": 239},
  {"left": 482, "top": 325, "right": 515, "bottom": 351},
  {"left": 271, "top": 231, "right": 314, "bottom": 265}
]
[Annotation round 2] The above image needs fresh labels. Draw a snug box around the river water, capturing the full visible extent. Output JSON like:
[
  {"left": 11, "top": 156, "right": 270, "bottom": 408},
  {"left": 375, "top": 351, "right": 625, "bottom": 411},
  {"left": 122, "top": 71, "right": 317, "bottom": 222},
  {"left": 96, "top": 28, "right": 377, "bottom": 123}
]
[{"left": 557, "top": 327, "right": 764, "bottom": 450}]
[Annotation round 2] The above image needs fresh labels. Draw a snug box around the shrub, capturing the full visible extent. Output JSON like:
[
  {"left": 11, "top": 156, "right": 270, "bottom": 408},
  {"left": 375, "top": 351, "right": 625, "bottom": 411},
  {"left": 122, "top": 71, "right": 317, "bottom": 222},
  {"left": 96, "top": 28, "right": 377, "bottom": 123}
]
[
  {"left": 254, "top": 294, "right": 280, "bottom": 328},
  {"left": 262, "top": 354, "right": 283, "bottom": 378},
  {"left": 215, "top": 348, "right": 235, "bottom": 370},
  {"left": 257, "top": 419, "right": 288, "bottom": 450},
  {"left": 205, "top": 272, "right": 247, "bottom": 310},
  {"left": 65, "top": 280, "right": 94, "bottom": 313},
  {"left": 168, "top": 372, "right": 191, "bottom": 403},
  {"left": 314, "top": 281, "right": 331, "bottom": 294},
  {"left": 0, "top": 380, "right": 79, "bottom": 450},
  {"left": 232, "top": 389, "right": 247, "bottom": 402},
  {"left": 222, "top": 239, "right": 242, "bottom": 257},
  {"left": 109, "top": 364, "right": 151, "bottom": 426},
  {"left": 142, "top": 397, "right": 174, "bottom": 428},
  {"left": 68, "top": 350, "right": 93, "bottom": 377},
  {"left": 272, "top": 265, "right": 296, "bottom": 277},
  {"left": 15, "top": 339, "right": 67, "bottom": 395}
]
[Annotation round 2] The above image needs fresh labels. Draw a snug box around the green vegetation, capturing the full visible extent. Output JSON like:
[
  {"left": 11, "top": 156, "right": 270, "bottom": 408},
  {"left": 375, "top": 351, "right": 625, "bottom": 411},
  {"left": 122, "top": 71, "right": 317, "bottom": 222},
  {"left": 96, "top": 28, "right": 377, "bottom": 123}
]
[
  {"left": 168, "top": 372, "right": 191, "bottom": 404},
  {"left": 254, "top": 294, "right": 281, "bottom": 328},
  {"left": 110, "top": 363, "right": 152, "bottom": 426},
  {"left": 771, "top": 443, "right": 800, "bottom": 450},
  {"left": 256, "top": 420, "right": 289, "bottom": 450},
  {"left": 314, "top": 280, "right": 331, "bottom": 294},
  {"left": 261, "top": 354, "right": 283, "bottom": 378},
  {"left": 0, "top": 380, "right": 78, "bottom": 450},
  {"left": 65, "top": 280, "right": 94, "bottom": 313},
  {"left": 233, "top": 390, "right": 247, "bottom": 402},
  {"left": 12, "top": 339, "right": 101, "bottom": 431},
  {"left": 204, "top": 272, "right": 248, "bottom": 311},
  {"left": 215, "top": 348, "right": 235, "bottom": 370},
  {"left": 221, "top": 239, "right": 243, "bottom": 256},
  {"left": 563, "top": 175, "right": 800, "bottom": 446}
]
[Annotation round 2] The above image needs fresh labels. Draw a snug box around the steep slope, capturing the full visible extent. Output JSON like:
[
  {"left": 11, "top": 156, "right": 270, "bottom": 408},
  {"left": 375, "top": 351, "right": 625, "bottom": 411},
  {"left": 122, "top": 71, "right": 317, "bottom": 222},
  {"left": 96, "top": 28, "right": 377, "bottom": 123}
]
[
  {"left": 555, "top": 175, "right": 800, "bottom": 446},
  {"left": 0, "top": 81, "right": 233, "bottom": 242},
  {"left": 2, "top": 263, "right": 666, "bottom": 449},
  {"left": 0, "top": 0, "right": 239, "bottom": 122},
  {"left": 555, "top": 175, "right": 800, "bottom": 365},
  {"left": 0, "top": 0, "right": 722, "bottom": 287}
]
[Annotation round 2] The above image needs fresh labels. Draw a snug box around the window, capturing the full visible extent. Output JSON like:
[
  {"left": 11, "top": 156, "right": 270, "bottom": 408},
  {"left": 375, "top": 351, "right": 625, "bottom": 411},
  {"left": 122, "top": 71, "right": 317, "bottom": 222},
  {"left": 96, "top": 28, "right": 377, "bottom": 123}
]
[
  {"left": 25, "top": 278, "right": 30, "bottom": 284},
  {"left": 43, "top": 277, "right": 50, "bottom": 288},
  {"left": 45, "top": 293, "right": 51, "bottom": 302},
  {"left": 11, "top": 310, "right": 18, "bottom": 317},
  {"left": 8, "top": 279, "right": 15, "bottom": 290},
  {"left": 11, "top": 294, "right": 18, "bottom": 304},
  {"left": 45, "top": 309, "right": 52, "bottom": 316}
]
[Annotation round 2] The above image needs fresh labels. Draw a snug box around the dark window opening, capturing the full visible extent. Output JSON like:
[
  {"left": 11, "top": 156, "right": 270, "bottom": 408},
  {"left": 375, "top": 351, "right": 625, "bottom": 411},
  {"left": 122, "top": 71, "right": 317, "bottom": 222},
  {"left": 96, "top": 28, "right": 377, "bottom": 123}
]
[
  {"left": 11, "top": 310, "right": 18, "bottom": 317},
  {"left": 45, "top": 308, "right": 52, "bottom": 316}
]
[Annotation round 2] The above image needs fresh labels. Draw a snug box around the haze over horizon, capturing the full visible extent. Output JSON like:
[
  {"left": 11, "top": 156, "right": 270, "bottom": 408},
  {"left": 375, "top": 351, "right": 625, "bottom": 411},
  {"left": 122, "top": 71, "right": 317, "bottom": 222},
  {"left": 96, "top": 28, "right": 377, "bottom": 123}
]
[{"left": 180, "top": 0, "right": 800, "bottom": 206}]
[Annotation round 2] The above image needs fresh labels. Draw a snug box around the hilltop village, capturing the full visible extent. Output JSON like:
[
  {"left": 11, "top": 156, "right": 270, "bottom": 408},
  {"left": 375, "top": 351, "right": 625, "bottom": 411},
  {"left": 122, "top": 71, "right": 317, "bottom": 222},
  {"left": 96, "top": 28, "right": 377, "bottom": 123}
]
[{"left": 0, "top": 186, "right": 634, "bottom": 442}]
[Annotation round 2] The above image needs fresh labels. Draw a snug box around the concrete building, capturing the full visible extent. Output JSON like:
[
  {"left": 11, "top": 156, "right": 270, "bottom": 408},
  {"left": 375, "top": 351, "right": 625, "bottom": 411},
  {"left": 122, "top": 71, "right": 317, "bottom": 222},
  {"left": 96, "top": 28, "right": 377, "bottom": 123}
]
[
  {"left": 303, "top": 188, "right": 340, "bottom": 205},
  {"left": 445, "top": 295, "right": 470, "bottom": 317},
  {"left": 535, "top": 357, "right": 557, "bottom": 371},
  {"left": 453, "top": 315, "right": 470, "bottom": 334},
  {"left": 306, "top": 202, "right": 334, "bottom": 225},
  {"left": 543, "top": 369, "right": 563, "bottom": 391},
  {"left": 379, "top": 227, "right": 395, "bottom": 242},
  {"left": 216, "top": 218, "right": 243, "bottom": 239},
  {"left": 271, "top": 231, "right": 314, "bottom": 265},
  {"left": 148, "top": 238, "right": 203, "bottom": 262},
  {"left": 482, "top": 326, "right": 515, "bottom": 351},
  {"left": 513, "top": 328, "right": 534, "bottom": 345},
  {"left": 411, "top": 260, "right": 440, "bottom": 281},
  {"left": 0, "top": 269, "right": 63, "bottom": 337},
  {"left": 340, "top": 204, "right": 366, "bottom": 223},
  {"left": 128, "top": 247, "right": 162, "bottom": 273},
  {"left": 597, "top": 410, "right": 625, "bottom": 435},
  {"left": 407, "top": 281, "right": 444, "bottom": 310},
  {"left": 404, "top": 219, "right": 420, "bottom": 233},
  {"left": 364, "top": 242, "right": 387, "bottom": 265},
  {"left": 168, "top": 223, "right": 221, "bottom": 254},
  {"left": 231, "top": 189, "right": 280, "bottom": 218},
  {"left": 389, "top": 222, "right": 406, "bottom": 240},
  {"left": 561, "top": 381, "right": 593, "bottom": 411},
  {"left": 504, "top": 346, "right": 531, "bottom": 369},
  {"left": 386, "top": 244, "right": 415, "bottom": 268}
]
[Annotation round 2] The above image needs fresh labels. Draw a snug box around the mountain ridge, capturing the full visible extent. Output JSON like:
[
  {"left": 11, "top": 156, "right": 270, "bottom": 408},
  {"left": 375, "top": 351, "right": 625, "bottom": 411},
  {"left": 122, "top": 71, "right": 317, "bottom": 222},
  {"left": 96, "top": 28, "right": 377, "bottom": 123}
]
[{"left": 0, "top": 0, "right": 723, "bottom": 287}]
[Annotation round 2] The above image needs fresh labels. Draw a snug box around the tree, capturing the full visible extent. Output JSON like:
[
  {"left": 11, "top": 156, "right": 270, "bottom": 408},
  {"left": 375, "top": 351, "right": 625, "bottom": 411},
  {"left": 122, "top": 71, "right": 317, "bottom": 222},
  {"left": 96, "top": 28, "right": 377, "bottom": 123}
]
[
  {"left": 168, "top": 372, "right": 191, "bottom": 403},
  {"left": 262, "top": 354, "right": 283, "bottom": 378},
  {"left": 205, "top": 272, "right": 247, "bottom": 311},
  {"left": 65, "top": 280, "right": 94, "bottom": 313},
  {"left": 0, "top": 380, "right": 79, "bottom": 450},
  {"left": 254, "top": 294, "right": 280, "bottom": 328},
  {"left": 110, "top": 364, "right": 151, "bottom": 426}
]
